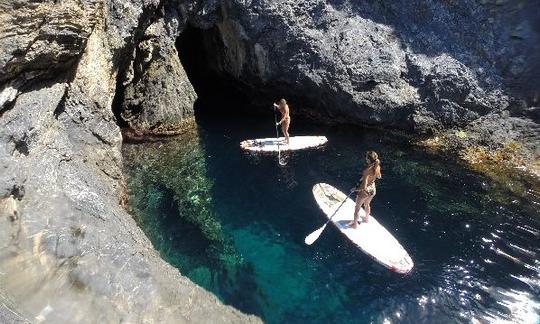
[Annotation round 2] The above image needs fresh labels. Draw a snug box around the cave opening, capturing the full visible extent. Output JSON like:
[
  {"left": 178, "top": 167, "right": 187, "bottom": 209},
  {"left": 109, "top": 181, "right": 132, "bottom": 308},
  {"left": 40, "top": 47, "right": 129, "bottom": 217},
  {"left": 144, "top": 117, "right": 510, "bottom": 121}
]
[
  {"left": 176, "top": 24, "right": 253, "bottom": 119},
  {"left": 176, "top": 23, "right": 333, "bottom": 126}
]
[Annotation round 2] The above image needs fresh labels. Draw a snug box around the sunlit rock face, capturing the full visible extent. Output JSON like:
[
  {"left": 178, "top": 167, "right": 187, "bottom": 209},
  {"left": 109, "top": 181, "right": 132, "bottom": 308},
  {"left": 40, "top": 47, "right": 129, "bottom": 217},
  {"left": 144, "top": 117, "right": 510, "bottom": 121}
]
[
  {"left": 0, "top": 0, "right": 97, "bottom": 82},
  {"left": 120, "top": 13, "right": 198, "bottom": 135},
  {"left": 0, "top": 0, "right": 260, "bottom": 322},
  {"left": 172, "top": 0, "right": 538, "bottom": 162}
]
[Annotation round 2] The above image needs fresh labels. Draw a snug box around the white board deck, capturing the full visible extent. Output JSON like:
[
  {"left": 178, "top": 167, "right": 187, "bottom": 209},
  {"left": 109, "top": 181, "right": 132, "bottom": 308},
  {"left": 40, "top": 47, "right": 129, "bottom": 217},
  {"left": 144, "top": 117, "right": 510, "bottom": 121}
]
[
  {"left": 240, "top": 136, "right": 327, "bottom": 152},
  {"left": 312, "top": 183, "right": 414, "bottom": 274}
]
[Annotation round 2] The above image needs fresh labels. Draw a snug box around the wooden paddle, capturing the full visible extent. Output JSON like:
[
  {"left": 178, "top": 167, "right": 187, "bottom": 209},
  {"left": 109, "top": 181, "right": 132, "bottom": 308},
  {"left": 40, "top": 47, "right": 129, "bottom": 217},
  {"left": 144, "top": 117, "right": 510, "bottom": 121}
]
[{"left": 305, "top": 188, "right": 356, "bottom": 245}]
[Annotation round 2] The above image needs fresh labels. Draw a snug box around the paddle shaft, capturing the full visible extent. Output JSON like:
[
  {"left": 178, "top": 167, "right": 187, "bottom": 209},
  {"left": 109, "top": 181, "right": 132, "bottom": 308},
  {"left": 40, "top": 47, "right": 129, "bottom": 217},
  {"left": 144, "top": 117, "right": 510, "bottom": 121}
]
[
  {"left": 324, "top": 189, "right": 356, "bottom": 225},
  {"left": 304, "top": 188, "right": 356, "bottom": 245},
  {"left": 273, "top": 105, "right": 280, "bottom": 139}
]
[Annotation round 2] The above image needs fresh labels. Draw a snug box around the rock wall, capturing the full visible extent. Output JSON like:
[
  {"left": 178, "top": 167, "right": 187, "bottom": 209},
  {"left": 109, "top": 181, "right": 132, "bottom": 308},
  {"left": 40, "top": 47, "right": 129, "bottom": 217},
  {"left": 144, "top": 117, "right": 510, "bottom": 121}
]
[
  {"left": 185, "top": 0, "right": 539, "bottom": 131},
  {"left": 117, "top": 1, "right": 221, "bottom": 135},
  {"left": 120, "top": 10, "right": 197, "bottom": 135},
  {"left": 0, "top": 0, "right": 259, "bottom": 322},
  {"left": 169, "top": 0, "right": 538, "bottom": 162}
]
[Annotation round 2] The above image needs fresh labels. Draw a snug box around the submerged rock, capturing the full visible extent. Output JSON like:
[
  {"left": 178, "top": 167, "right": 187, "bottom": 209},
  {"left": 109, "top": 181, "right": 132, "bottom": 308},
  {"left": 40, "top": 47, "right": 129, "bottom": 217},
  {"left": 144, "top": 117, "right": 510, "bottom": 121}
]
[
  {"left": 122, "top": 122, "right": 231, "bottom": 250},
  {"left": 122, "top": 125, "right": 266, "bottom": 311}
]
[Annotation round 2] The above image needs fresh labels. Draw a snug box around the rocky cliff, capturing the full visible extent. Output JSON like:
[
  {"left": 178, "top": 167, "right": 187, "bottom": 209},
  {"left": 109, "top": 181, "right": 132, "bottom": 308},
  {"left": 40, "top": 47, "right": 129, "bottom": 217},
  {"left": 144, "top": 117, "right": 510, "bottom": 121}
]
[
  {"left": 0, "top": 0, "right": 538, "bottom": 322},
  {"left": 0, "top": 0, "right": 258, "bottom": 322},
  {"left": 175, "top": 0, "right": 538, "bottom": 162}
]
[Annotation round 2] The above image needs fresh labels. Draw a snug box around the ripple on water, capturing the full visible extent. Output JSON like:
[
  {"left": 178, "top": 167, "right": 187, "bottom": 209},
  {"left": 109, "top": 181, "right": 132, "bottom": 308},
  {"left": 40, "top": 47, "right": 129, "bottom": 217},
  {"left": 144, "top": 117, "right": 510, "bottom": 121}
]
[{"left": 123, "top": 116, "right": 540, "bottom": 323}]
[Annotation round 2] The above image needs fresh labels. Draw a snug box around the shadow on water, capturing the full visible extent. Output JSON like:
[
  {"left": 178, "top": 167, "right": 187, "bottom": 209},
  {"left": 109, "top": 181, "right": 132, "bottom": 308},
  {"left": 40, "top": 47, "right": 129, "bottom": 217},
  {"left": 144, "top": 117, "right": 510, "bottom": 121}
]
[{"left": 123, "top": 110, "right": 540, "bottom": 323}]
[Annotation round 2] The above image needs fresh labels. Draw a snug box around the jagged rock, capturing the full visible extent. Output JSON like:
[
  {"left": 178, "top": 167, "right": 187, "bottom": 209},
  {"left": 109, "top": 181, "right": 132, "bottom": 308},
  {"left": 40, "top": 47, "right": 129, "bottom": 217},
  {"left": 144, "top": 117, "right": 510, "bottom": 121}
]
[
  {"left": 121, "top": 12, "right": 198, "bottom": 135},
  {"left": 0, "top": 54, "right": 257, "bottom": 324},
  {"left": 0, "top": 0, "right": 100, "bottom": 84},
  {"left": 0, "top": 79, "right": 21, "bottom": 111},
  {"left": 181, "top": 0, "right": 538, "bottom": 132},
  {"left": 0, "top": 0, "right": 260, "bottom": 322},
  {"left": 458, "top": 114, "right": 539, "bottom": 155}
]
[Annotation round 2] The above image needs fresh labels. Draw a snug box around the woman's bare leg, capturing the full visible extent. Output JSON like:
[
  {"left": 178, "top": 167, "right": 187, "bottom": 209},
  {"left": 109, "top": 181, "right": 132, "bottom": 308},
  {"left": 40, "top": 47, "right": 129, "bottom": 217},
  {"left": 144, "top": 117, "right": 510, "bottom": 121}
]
[
  {"left": 348, "top": 193, "right": 367, "bottom": 229},
  {"left": 363, "top": 195, "right": 374, "bottom": 222},
  {"left": 282, "top": 120, "right": 290, "bottom": 144}
]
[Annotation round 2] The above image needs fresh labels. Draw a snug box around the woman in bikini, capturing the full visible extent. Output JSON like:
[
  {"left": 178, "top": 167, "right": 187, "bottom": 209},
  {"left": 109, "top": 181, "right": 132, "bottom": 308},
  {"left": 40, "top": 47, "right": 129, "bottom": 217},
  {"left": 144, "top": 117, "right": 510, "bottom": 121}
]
[
  {"left": 347, "top": 151, "right": 381, "bottom": 229},
  {"left": 273, "top": 98, "right": 291, "bottom": 144}
]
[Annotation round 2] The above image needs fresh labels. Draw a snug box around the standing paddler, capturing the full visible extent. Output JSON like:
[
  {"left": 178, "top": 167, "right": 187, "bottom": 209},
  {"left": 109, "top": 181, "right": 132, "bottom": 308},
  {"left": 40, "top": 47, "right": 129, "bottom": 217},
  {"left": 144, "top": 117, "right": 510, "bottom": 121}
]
[
  {"left": 347, "top": 151, "right": 382, "bottom": 228},
  {"left": 273, "top": 99, "right": 291, "bottom": 144}
]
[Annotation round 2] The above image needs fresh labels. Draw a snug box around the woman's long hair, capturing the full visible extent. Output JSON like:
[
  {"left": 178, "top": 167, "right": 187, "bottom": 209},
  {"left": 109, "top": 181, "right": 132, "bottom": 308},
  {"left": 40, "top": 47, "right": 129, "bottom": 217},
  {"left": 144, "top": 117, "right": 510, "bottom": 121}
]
[{"left": 366, "top": 150, "right": 380, "bottom": 166}]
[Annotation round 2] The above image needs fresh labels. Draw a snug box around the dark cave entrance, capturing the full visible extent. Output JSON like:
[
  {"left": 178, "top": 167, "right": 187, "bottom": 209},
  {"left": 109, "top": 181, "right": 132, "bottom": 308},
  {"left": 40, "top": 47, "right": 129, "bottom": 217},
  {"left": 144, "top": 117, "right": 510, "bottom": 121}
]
[
  {"left": 176, "top": 24, "right": 328, "bottom": 125},
  {"left": 176, "top": 25, "right": 252, "bottom": 118}
]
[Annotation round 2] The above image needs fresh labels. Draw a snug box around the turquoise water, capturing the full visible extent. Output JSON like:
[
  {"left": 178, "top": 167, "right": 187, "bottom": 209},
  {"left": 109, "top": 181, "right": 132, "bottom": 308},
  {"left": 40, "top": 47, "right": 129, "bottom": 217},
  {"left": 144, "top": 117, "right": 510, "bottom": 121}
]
[{"left": 122, "top": 113, "right": 540, "bottom": 323}]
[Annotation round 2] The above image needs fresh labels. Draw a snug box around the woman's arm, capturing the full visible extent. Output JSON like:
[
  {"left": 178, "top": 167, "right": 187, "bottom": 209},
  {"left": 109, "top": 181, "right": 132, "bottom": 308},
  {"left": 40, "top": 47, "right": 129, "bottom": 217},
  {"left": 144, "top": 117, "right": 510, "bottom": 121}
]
[{"left": 277, "top": 109, "right": 287, "bottom": 125}]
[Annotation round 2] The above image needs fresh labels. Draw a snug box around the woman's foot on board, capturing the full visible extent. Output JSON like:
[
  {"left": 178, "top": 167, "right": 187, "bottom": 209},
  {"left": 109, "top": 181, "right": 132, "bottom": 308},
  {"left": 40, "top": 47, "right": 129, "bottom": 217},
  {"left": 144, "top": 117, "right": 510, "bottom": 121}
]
[{"left": 347, "top": 220, "right": 358, "bottom": 229}]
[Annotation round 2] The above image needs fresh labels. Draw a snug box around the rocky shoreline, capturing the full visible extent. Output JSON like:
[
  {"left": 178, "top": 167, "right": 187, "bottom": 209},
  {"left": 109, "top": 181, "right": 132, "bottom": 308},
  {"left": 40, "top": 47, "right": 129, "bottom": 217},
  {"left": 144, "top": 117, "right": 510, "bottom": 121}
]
[
  {"left": 416, "top": 111, "right": 540, "bottom": 178},
  {"left": 0, "top": 0, "right": 538, "bottom": 322}
]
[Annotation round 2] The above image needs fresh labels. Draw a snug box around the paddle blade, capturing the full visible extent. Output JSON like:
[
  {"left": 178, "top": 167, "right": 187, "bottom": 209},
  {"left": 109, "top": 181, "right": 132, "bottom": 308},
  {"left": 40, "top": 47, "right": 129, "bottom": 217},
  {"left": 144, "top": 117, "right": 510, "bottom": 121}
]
[{"left": 304, "top": 224, "right": 327, "bottom": 245}]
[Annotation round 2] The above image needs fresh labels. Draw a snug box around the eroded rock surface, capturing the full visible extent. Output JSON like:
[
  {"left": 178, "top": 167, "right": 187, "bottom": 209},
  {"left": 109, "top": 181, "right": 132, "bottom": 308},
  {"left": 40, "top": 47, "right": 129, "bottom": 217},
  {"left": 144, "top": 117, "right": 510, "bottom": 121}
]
[
  {"left": 189, "top": 0, "right": 538, "bottom": 127},
  {"left": 121, "top": 12, "right": 198, "bottom": 135},
  {"left": 173, "top": 0, "right": 538, "bottom": 162},
  {"left": 0, "top": 0, "right": 259, "bottom": 322}
]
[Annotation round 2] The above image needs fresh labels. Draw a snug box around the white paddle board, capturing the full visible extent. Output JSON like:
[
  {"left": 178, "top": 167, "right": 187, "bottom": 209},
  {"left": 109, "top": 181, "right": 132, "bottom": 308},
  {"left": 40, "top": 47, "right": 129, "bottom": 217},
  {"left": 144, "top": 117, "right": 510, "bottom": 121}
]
[
  {"left": 312, "top": 183, "right": 414, "bottom": 274},
  {"left": 240, "top": 136, "right": 327, "bottom": 152}
]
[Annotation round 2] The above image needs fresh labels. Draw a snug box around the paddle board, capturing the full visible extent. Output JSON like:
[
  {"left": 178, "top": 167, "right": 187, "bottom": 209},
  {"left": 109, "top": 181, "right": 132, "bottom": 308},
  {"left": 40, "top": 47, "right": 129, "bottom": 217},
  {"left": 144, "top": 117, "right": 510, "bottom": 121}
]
[
  {"left": 240, "top": 136, "right": 327, "bottom": 152},
  {"left": 312, "top": 183, "right": 414, "bottom": 274}
]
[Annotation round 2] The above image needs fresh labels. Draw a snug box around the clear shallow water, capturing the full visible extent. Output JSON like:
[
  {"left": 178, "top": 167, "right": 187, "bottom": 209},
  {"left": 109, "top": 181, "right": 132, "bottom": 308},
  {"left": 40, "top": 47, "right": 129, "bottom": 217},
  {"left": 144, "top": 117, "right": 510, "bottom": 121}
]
[{"left": 122, "top": 113, "right": 540, "bottom": 323}]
